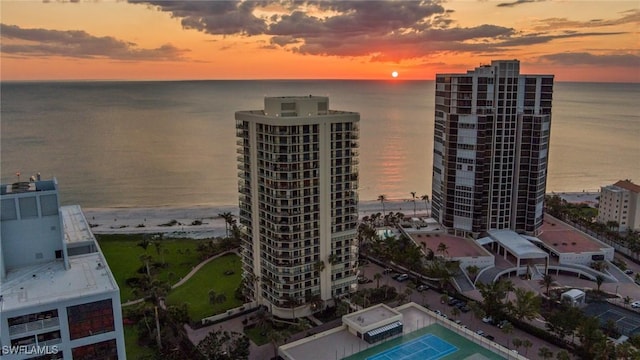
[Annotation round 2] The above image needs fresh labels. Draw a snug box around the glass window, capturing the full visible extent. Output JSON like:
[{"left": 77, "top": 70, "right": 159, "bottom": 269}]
[
  {"left": 67, "top": 299, "right": 114, "bottom": 340},
  {"left": 19, "top": 196, "right": 39, "bottom": 219},
  {"left": 40, "top": 194, "right": 59, "bottom": 216},
  {"left": 1, "top": 198, "right": 17, "bottom": 220},
  {"left": 72, "top": 339, "right": 118, "bottom": 360}
]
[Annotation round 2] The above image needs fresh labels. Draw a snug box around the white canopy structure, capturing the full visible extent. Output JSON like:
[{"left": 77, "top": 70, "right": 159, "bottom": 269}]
[{"left": 486, "top": 229, "right": 549, "bottom": 270}]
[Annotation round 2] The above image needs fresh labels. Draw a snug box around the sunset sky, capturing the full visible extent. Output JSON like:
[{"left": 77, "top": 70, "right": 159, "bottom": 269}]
[{"left": 1, "top": 0, "right": 638, "bottom": 82}]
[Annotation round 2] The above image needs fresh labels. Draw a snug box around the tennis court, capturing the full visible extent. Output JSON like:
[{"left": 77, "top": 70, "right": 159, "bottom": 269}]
[
  {"left": 367, "top": 333, "right": 457, "bottom": 360},
  {"left": 584, "top": 303, "right": 640, "bottom": 337}
]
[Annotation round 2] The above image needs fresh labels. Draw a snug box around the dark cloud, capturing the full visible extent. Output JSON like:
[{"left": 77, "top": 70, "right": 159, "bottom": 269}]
[
  {"left": 0, "top": 23, "right": 188, "bottom": 60},
  {"left": 496, "top": 0, "right": 540, "bottom": 8},
  {"left": 125, "top": 0, "right": 633, "bottom": 63},
  {"left": 533, "top": 9, "right": 640, "bottom": 31},
  {"left": 539, "top": 52, "right": 640, "bottom": 67}
]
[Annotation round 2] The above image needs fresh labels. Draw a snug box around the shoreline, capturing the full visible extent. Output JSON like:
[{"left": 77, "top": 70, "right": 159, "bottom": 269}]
[{"left": 85, "top": 192, "right": 598, "bottom": 238}]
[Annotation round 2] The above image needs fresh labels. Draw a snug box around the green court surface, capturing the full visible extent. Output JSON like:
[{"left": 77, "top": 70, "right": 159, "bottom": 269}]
[{"left": 343, "top": 323, "right": 505, "bottom": 360}]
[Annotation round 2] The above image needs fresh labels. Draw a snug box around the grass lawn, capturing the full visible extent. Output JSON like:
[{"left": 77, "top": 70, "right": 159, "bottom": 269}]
[
  {"left": 124, "top": 324, "right": 155, "bottom": 359},
  {"left": 244, "top": 325, "right": 270, "bottom": 346},
  {"left": 165, "top": 253, "right": 242, "bottom": 322},
  {"left": 96, "top": 234, "right": 204, "bottom": 302}
]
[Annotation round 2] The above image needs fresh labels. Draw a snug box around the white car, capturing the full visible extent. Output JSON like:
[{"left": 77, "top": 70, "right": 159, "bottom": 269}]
[{"left": 631, "top": 301, "right": 640, "bottom": 308}]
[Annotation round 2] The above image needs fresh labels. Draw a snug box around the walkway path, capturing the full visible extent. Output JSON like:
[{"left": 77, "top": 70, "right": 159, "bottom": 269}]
[{"left": 121, "top": 249, "right": 238, "bottom": 307}]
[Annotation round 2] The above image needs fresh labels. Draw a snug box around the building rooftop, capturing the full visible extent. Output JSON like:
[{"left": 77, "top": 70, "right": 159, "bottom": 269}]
[
  {"left": 406, "top": 231, "right": 490, "bottom": 258},
  {"left": 1, "top": 179, "right": 57, "bottom": 195},
  {"left": 486, "top": 230, "right": 548, "bottom": 259},
  {"left": 537, "top": 214, "right": 609, "bottom": 253},
  {"left": 1, "top": 205, "right": 119, "bottom": 313},
  {"left": 343, "top": 304, "right": 401, "bottom": 329},
  {"left": 0, "top": 252, "right": 118, "bottom": 313},
  {"left": 62, "top": 205, "right": 97, "bottom": 246},
  {"left": 613, "top": 180, "right": 640, "bottom": 194}
]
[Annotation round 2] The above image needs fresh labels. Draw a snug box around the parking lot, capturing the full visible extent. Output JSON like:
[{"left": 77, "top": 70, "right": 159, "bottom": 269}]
[{"left": 356, "top": 261, "right": 573, "bottom": 358}]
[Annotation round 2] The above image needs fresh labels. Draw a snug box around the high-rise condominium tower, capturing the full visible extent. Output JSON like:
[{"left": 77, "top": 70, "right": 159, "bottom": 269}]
[
  {"left": 432, "top": 60, "right": 553, "bottom": 237},
  {"left": 236, "top": 96, "right": 359, "bottom": 318}
]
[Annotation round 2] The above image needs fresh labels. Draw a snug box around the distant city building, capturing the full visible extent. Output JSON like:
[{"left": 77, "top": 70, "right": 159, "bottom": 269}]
[
  {"left": 1, "top": 179, "right": 125, "bottom": 360},
  {"left": 597, "top": 180, "right": 640, "bottom": 232},
  {"left": 431, "top": 60, "right": 554, "bottom": 237},
  {"left": 236, "top": 96, "right": 359, "bottom": 318}
]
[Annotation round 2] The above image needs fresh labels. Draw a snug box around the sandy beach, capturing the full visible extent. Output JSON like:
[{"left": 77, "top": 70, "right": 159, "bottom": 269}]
[{"left": 84, "top": 199, "right": 430, "bottom": 239}]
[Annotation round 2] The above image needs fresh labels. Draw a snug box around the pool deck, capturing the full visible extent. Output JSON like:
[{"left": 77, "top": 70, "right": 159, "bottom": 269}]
[{"left": 279, "top": 303, "right": 524, "bottom": 360}]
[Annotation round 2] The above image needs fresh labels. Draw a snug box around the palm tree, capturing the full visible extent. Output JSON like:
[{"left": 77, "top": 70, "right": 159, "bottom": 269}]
[
  {"left": 512, "top": 338, "right": 523, "bottom": 353},
  {"left": 219, "top": 212, "right": 234, "bottom": 238},
  {"left": 410, "top": 191, "right": 417, "bottom": 216},
  {"left": 539, "top": 274, "right": 556, "bottom": 297},
  {"left": 595, "top": 274, "right": 605, "bottom": 292},
  {"left": 538, "top": 346, "right": 553, "bottom": 359},
  {"left": 377, "top": 194, "right": 387, "bottom": 217},
  {"left": 466, "top": 265, "right": 479, "bottom": 281},
  {"left": 421, "top": 194, "right": 430, "bottom": 216},
  {"left": 522, "top": 339, "right": 532, "bottom": 355},
  {"left": 373, "top": 272, "right": 382, "bottom": 289},
  {"left": 510, "top": 288, "right": 541, "bottom": 321},
  {"left": 314, "top": 260, "right": 325, "bottom": 274},
  {"left": 436, "top": 242, "right": 449, "bottom": 259}
]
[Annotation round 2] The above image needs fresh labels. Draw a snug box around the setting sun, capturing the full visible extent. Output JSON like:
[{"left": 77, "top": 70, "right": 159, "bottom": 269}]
[{"left": 391, "top": 71, "right": 399, "bottom": 78}]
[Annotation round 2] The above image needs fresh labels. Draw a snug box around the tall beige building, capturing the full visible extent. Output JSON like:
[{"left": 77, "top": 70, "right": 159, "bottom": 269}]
[
  {"left": 236, "top": 96, "right": 359, "bottom": 318},
  {"left": 597, "top": 180, "right": 640, "bottom": 232}
]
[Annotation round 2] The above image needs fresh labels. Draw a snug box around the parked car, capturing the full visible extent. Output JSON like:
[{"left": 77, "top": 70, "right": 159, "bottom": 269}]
[
  {"left": 395, "top": 274, "right": 410, "bottom": 282},
  {"left": 416, "top": 284, "right": 429, "bottom": 292},
  {"left": 485, "top": 335, "right": 495, "bottom": 341},
  {"left": 476, "top": 330, "right": 485, "bottom": 336},
  {"left": 497, "top": 320, "right": 510, "bottom": 329},
  {"left": 448, "top": 298, "right": 460, "bottom": 306},
  {"left": 631, "top": 301, "right": 640, "bottom": 308},
  {"left": 455, "top": 301, "right": 467, "bottom": 309},
  {"left": 625, "top": 269, "right": 634, "bottom": 275},
  {"left": 434, "top": 310, "right": 442, "bottom": 316},
  {"left": 482, "top": 316, "right": 494, "bottom": 324},
  {"left": 459, "top": 305, "right": 471, "bottom": 313},
  {"left": 383, "top": 268, "right": 393, "bottom": 274},
  {"left": 357, "top": 276, "right": 372, "bottom": 284}
]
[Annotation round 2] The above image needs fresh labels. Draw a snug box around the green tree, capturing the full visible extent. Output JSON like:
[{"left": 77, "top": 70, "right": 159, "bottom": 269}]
[
  {"left": 421, "top": 194, "right": 430, "bottom": 215},
  {"left": 476, "top": 279, "right": 513, "bottom": 319},
  {"left": 539, "top": 273, "right": 557, "bottom": 297},
  {"left": 510, "top": 288, "right": 540, "bottom": 321},
  {"left": 522, "top": 339, "right": 532, "bottom": 356},
  {"left": 410, "top": 191, "right": 417, "bottom": 216},
  {"left": 378, "top": 194, "right": 387, "bottom": 217},
  {"left": 373, "top": 272, "right": 382, "bottom": 289},
  {"left": 197, "top": 330, "right": 250, "bottom": 360},
  {"left": 219, "top": 212, "right": 235, "bottom": 238},
  {"left": 538, "top": 346, "right": 553, "bottom": 359},
  {"left": 595, "top": 274, "right": 605, "bottom": 292},
  {"left": 466, "top": 265, "right": 479, "bottom": 281},
  {"left": 555, "top": 350, "right": 571, "bottom": 360}
]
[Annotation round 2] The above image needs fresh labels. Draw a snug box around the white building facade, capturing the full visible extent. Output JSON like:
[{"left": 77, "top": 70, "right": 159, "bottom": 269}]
[
  {"left": 432, "top": 60, "right": 553, "bottom": 237},
  {"left": 597, "top": 180, "right": 640, "bottom": 232},
  {"left": 236, "top": 96, "right": 359, "bottom": 318},
  {"left": 1, "top": 179, "right": 125, "bottom": 360}
]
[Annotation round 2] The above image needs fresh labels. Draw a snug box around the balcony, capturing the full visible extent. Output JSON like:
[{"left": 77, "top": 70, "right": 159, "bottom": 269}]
[{"left": 9, "top": 317, "right": 60, "bottom": 336}]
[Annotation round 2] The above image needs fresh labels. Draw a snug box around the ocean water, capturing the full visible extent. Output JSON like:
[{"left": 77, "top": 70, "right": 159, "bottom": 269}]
[{"left": 1, "top": 80, "right": 638, "bottom": 208}]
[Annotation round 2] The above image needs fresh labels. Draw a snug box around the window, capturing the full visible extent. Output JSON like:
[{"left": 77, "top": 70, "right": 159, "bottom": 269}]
[
  {"left": 1, "top": 198, "right": 17, "bottom": 220},
  {"left": 72, "top": 339, "right": 118, "bottom": 360},
  {"left": 19, "top": 196, "right": 39, "bottom": 219},
  {"left": 67, "top": 299, "right": 114, "bottom": 340},
  {"left": 40, "top": 194, "right": 59, "bottom": 216}
]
